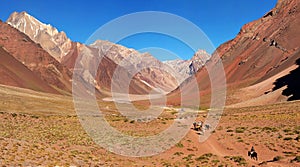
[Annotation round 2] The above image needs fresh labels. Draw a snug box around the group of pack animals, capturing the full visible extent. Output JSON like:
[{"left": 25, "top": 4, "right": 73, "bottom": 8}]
[{"left": 192, "top": 122, "right": 258, "bottom": 160}]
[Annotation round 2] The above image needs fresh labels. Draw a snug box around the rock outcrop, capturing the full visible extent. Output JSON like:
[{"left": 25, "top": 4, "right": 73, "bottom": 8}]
[
  {"left": 7, "top": 12, "right": 72, "bottom": 62},
  {"left": 0, "top": 46, "right": 59, "bottom": 93},
  {"left": 163, "top": 50, "right": 210, "bottom": 83},
  {"left": 0, "top": 20, "right": 72, "bottom": 93},
  {"left": 90, "top": 40, "right": 179, "bottom": 93}
]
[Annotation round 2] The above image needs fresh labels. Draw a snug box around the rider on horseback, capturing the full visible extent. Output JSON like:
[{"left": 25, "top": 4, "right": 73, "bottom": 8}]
[
  {"left": 248, "top": 146, "right": 258, "bottom": 160},
  {"left": 250, "top": 146, "right": 255, "bottom": 153}
]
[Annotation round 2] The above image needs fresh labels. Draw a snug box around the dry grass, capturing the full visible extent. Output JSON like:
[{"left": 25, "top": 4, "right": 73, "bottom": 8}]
[{"left": 0, "top": 84, "right": 299, "bottom": 166}]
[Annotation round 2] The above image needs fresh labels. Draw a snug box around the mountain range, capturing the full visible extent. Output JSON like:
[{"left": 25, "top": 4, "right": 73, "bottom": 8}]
[
  {"left": 0, "top": 0, "right": 299, "bottom": 107},
  {"left": 5, "top": 11, "right": 209, "bottom": 95}
]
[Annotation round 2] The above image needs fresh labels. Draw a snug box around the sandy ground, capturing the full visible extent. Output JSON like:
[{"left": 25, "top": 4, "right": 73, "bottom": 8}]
[{"left": 227, "top": 65, "right": 298, "bottom": 108}]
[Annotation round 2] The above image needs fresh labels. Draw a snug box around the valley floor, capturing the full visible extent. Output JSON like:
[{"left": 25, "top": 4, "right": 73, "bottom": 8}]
[{"left": 0, "top": 85, "right": 299, "bottom": 166}]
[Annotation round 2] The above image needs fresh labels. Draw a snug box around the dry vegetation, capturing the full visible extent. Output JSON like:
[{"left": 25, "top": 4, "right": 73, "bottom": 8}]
[{"left": 0, "top": 85, "right": 299, "bottom": 166}]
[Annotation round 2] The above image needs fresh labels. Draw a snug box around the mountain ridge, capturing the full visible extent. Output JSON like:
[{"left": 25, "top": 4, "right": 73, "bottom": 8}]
[
  {"left": 0, "top": 20, "right": 73, "bottom": 94},
  {"left": 7, "top": 11, "right": 72, "bottom": 62},
  {"left": 168, "top": 0, "right": 300, "bottom": 107}
]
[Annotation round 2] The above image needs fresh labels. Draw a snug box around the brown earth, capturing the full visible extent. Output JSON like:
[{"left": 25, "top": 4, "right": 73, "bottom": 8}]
[{"left": 0, "top": 84, "right": 299, "bottom": 166}]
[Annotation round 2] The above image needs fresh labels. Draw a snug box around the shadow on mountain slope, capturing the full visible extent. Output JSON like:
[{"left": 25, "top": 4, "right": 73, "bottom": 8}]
[{"left": 272, "top": 58, "right": 300, "bottom": 101}]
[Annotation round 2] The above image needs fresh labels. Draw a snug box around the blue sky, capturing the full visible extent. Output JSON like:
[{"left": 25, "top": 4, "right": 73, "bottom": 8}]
[{"left": 0, "top": 0, "right": 277, "bottom": 60}]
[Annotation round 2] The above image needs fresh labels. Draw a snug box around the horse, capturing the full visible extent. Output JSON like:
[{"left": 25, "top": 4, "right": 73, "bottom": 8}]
[
  {"left": 248, "top": 151, "right": 258, "bottom": 160},
  {"left": 204, "top": 124, "right": 210, "bottom": 130}
]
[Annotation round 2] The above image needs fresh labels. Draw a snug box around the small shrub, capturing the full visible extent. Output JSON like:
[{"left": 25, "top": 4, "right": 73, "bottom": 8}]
[
  {"left": 129, "top": 120, "right": 135, "bottom": 123},
  {"left": 183, "top": 154, "right": 195, "bottom": 161},
  {"left": 195, "top": 153, "right": 213, "bottom": 162},
  {"left": 226, "top": 129, "right": 233, "bottom": 132},
  {"left": 233, "top": 157, "right": 247, "bottom": 166},
  {"left": 174, "top": 152, "right": 183, "bottom": 156},
  {"left": 294, "top": 130, "right": 300, "bottom": 134},
  {"left": 175, "top": 142, "right": 184, "bottom": 148},
  {"left": 262, "top": 127, "right": 278, "bottom": 132},
  {"left": 286, "top": 132, "right": 295, "bottom": 135},
  {"left": 235, "top": 127, "right": 246, "bottom": 133},
  {"left": 272, "top": 156, "right": 282, "bottom": 161},
  {"left": 161, "top": 162, "right": 171, "bottom": 167},
  {"left": 31, "top": 115, "right": 39, "bottom": 119},
  {"left": 295, "top": 135, "right": 300, "bottom": 141},
  {"left": 283, "top": 137, "right": 293, "bottom": 141},
  {"left": 252, "top": 126, "right": 260, "bottom": 130},
  {"left": 203, "top": 153, "right": 213, "bottom": 157},
  {"left": 237, "top": 139, "right": 244, "bottom": 142},
  {"left": 291, "top": 156, "right": 300, "bottom": 163},
  {"left": 170, "top": 111, "right": 177, "bottom": 115},
  {"left": 217, "top": 126, "right": 223, "bottom": 131},
  {"left": 225, "top": 156, "right": 247, "bottom": 166},
  {"left": 211, "top": 159, "right": 220, "bottom": 163},
  {"left": 283, "top": 151, "right": 296, "bottom": 156}
]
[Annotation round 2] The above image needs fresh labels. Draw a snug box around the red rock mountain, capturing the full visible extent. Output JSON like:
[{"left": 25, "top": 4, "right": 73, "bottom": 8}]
[
  {"left": 62, "top": 42, "right": 153, "bottom": 95},
  {"left": 7, "top": 12, "right": 179, "bottom": 94},
  {"left": 168, "top": 0, "right": 300, "bottom": 106},
  {"left": 90, "top": 40, "right": 179, "bottom": 93},
  {"left": 0, "top": 46, "right": 59, "bottom": 93},
  {"left": 4, "top": 12, "right": 155, "bottom": 95},
  {"left": 0, "top": 20, "right": 72, "bottom": 94}
]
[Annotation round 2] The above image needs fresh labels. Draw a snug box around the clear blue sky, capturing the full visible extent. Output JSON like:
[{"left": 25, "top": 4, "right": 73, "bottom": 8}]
[{"left": 0, "top": 0, "right": 277, "bottom": 60}]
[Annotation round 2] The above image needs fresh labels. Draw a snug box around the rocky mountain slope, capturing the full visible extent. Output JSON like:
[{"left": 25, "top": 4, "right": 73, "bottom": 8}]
[
  {"left": 0, "top": 20, "right": 72, "bottom": 94},
  {"left": 7, "top": 12, "right": 180, "bottom": 93},
  {"left": 0, "top": 46, "right": 59, "bottom": 94},
  {"left": 163, "top": 50, "right": 210, "bottom": 83},
  {"left": 168, "top": 0, "right": 300, "bottom": 106},
  {"left": 62, "top": 42, "right": 153, "bottom": 95},
  {"left": 90, "top": 40, "right": 179, "bottom": 93},
  {"left": 7, "top": 12, "right": 72, "bottom": 62}
]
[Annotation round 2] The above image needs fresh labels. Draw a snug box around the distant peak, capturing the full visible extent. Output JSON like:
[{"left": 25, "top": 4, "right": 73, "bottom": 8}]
[
  {"left": 8, "top": 11, "right": 29, "bottom": 19},
  {"left": 91, "top": 40, "right": 114, "bottom": 46},
  {"left": 19, "top": 11, "right": 28, "bottom": 15},
  {"left": 195, "top": 49, "right": 208, "bottom": 54},
  {"left": 6, "top": 11, "right": 72, "bottom": 61}
]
